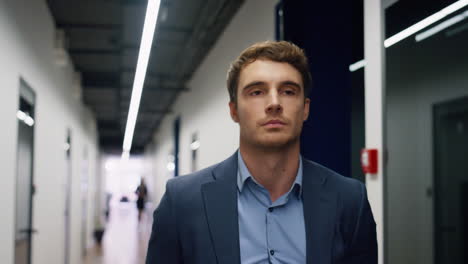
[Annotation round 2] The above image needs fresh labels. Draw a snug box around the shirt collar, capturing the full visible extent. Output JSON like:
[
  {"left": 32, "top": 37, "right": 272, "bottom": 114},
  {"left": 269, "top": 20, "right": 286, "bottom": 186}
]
[{"left": 237, "top": 151, "right": 303, "bottom": 197}]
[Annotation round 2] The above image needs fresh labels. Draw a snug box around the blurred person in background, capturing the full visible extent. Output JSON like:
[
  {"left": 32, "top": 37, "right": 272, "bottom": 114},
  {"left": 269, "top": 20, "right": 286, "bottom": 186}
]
[{"left": 135, "top": 178, "right": 148, "bottom": 221}]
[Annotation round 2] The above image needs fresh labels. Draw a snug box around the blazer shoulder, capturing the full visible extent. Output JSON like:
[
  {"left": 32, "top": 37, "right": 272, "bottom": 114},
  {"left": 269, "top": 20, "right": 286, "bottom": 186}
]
[
  {"left": 304, "top": 160, "right": 371, "bottom": 228},
  {"left": 302, "top": 160, "right": 377, "bottom": 257},
  {"left": 304, "top": 159, "right": 365, "bottom": 202},
  {"left": 164, "top": 162, "right": 219, "bottom": 198}
]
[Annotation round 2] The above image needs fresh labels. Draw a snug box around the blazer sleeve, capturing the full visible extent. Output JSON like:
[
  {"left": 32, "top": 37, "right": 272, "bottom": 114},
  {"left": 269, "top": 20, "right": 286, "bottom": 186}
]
[
  {"left": 347, "top": 182, "right": 378, "bottom": 264},
  {"left": 146, "top": 180, "right": 182, "bottom": 264}
]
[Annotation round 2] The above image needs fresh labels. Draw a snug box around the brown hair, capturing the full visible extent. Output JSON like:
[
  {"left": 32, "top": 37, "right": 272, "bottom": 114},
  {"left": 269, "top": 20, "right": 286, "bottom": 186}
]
[{"left": 227, "top": 41, "right": 312, "bottom": 103}]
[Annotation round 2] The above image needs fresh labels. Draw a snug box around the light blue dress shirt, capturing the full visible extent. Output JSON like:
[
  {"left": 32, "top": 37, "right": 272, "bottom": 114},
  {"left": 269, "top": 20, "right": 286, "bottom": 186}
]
[{"left": 237, "top": 151, "right": 306, "bottom": 264}]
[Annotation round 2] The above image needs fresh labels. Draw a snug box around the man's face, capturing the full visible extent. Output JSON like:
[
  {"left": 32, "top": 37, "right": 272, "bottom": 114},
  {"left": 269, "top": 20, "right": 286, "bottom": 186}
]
[{"left": 229, "top": 59, "right": 310, "bottom": 149}]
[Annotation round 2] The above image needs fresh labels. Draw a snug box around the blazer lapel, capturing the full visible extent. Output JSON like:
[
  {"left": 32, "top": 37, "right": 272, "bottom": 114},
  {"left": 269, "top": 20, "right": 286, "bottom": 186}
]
[
  {"left": 201, "top": 152, "right": 240, "bottom": 264},
  {"left": 302, "top": 160, "right": 338, "bottom": 264}
]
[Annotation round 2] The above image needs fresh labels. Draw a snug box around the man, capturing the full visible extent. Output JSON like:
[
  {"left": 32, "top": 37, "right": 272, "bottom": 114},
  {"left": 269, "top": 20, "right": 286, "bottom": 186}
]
[{"left": 146, "top": 41, "right": 377, "bottom": 264}]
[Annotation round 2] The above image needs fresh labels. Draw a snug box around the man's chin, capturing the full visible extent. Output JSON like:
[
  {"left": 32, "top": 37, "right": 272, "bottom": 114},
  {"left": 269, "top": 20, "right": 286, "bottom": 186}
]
[
  {"left": 255, "top": 136, "right": 297, "bottom": 150},
  {"left": 240, "top": 130, "right": 300, "bottom": 150}
]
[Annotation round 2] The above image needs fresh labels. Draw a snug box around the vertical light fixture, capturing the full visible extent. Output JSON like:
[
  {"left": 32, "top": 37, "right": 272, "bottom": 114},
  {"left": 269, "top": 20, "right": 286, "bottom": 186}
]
[{"left": 122, "top": 0, "right": 162, "bottom": 158}]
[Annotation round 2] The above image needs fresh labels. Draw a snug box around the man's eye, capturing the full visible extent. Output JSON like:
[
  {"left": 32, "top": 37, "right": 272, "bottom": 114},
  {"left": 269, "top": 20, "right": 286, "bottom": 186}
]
[
  {"left": 249, "top": 90, "right": 262, "bottom": 96},
  {"left": 284, "top": 90, "right": 296, "bottom": 95}
]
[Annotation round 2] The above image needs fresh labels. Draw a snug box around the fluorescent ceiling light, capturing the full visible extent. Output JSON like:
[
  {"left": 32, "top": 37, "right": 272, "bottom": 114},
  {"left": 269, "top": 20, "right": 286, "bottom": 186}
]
[
  {"left": 190, "top": 140, "right": 200, "bottom": 150},
  {"left": 446, "top": 20, "right": 468, "bottom": 36},
  {"left": 24, "top": 116, "right": 35, "bottom": 127},
  {"left": 384, "top": 0, "right": 468, "bottom": 48},
  {"left": 349, "top": 59, "right": 366, "bottom": 72},
  {"left": 64, "top": 143, "right": 70, "bottom": 151},
  {"left": 17, "top": 110, "right": 34, "bottom": 126},
  {"left": 167, "top": 162, "right": 175, "bottom": 171},
  {"left": 16, "top": 110, "right": 27, "bottom": 121},
  {"left": 350, "top": 0, "right": 468, "bottom": 71},
  {"left": 415, "top": 10, "right": 468, "bottom": 42},
  {"left": 121, "top": 151, "right": 130, "bottom": 161},
  {"left": 122, "top": 0, "right": 161, "bottom": 155}
]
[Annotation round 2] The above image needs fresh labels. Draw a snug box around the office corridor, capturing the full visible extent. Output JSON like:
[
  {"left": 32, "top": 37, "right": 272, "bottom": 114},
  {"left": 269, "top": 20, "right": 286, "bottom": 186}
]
[
  {"left": 3, "top": 0, "right": 468, "bottom": 263},
  {"left": 83, "top": 202, "right": 152, "bottom": 264}
]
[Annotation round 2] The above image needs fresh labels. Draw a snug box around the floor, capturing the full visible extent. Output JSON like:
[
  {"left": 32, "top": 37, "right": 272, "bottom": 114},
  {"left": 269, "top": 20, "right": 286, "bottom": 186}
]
[
  {"left": 15, "top": 239, "right": 28, "bottom": 264},
  {"left": 83, "top": 202, "right": 153, "bottom": 264}
]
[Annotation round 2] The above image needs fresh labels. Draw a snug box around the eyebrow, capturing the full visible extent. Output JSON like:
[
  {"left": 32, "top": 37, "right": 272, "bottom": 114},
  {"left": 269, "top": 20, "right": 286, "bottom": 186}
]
[
  {"left": 242, "top": 81, "right": 265, "bottom": 91},
  {"left": 241, "top": 80, "right": 302, "bottom": 91},
  {"left": 281, "top": 81, "right": 302, "bottom": 90}
]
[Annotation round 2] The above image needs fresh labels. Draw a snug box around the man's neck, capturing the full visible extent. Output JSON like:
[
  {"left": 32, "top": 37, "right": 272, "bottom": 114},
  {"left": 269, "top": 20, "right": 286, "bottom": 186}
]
[{"left": 239, "top": 141, "right": 301, "bottom": 202}]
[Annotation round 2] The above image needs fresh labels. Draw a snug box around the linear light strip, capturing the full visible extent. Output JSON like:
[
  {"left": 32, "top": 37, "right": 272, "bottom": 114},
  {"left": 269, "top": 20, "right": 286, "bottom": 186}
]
[
  {"left": 349, "top": 59, "right": 366, "bottom": 72},
  {"left": 415, "top": 10, "right": 468, "bottom": 42},
  {"left": 17, "top": 110, "right": 27, "bottom": 121},
  {"left": 349, "top": 0, "right": 468, "bottom": 71},
  {"left": 122, "top": 0, "right": 161, "bottom": 154},
  {"left": 121, "top": 151, "right": 130, "bottom": 161},
  {"left": 384, "top": 0, "right": 468, "bottom": 48},
  {"left": 17, "top": 110, "right": 35, "bottom": 126}
]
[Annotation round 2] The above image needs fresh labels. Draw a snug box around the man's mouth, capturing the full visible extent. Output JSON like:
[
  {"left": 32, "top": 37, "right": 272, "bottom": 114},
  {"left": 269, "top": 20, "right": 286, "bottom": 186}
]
[{"left": 263, "top": 119, "right": 286, "bottom": 128}]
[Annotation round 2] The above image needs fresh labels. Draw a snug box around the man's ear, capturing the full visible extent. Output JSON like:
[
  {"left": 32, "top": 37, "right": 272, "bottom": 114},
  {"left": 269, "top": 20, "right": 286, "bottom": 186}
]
[
  {"left": 229, "top": 101, "right": 239, "bottom": 123},
  {"left": 303, "top": 98, "right": 310, "bottom": 121}
]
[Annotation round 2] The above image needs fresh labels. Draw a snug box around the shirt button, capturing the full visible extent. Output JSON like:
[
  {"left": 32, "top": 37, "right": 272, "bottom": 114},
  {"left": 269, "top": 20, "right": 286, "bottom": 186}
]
[
  {"left": 268, "top": 207, "right": 274, "bottom": 212},
  {"left": 270, "top": 249, "right": 275, "bottom": 256}
]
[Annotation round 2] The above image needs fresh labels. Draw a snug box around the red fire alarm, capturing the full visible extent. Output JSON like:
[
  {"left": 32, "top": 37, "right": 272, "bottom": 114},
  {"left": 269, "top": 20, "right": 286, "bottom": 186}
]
[{"left": 361, "top": 149, "right": 378, "bottom": 174}]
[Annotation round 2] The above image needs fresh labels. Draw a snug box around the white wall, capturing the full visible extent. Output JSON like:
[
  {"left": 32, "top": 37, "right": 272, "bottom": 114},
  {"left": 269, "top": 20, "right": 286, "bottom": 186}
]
[
  {"left": 0, "top": 0, "right": 100, "bottom": 263},
  {"left": 385, "top": 33, "right": 468, "bottom": 264},
  {"left": 147, "top": 0, "right": 276, "bottom": 205}
]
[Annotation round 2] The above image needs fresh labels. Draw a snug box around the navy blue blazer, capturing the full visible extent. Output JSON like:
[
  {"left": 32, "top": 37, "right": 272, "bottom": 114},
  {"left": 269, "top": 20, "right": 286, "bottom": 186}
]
[{"left": 146, "top": 152, "right": 377, "bottom": 264}]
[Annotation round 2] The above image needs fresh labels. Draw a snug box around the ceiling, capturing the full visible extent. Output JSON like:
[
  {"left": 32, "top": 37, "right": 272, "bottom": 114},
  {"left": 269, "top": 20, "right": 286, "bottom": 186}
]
[{"left": 46, "top": 0, "right": 244, "bottom": 153}]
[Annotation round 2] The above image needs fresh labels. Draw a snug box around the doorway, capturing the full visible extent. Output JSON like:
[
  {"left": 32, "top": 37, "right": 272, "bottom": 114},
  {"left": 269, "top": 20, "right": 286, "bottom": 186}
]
[
  {"left": 434, "top": 96, "right": 468, "bottom": 264},
  {"left": 64, "top": 129, "right": 72, "bottom": 264},
  {"left": 173, "top": 117, "right": 180, "bottom": 177},
  {"left": 14, "top": 79, "right": 36, "bottom": 264},
  {"left": 81, "top": 148, "right": 89, "bottom": 257}
]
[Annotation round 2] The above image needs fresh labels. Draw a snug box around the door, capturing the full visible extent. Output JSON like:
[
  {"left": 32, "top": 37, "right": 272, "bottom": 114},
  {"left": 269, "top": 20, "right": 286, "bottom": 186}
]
[
  {"left": 173, "top": 117, "right": 180, "bottom": 176},
  {"left": 14, "top": 80, "right": 36, "bottom": 264},
  {"left": 81, "top": 148, "right": 89, "bottom": 257},
  {"left": 64, "top": 130, "right": 72, "bottom": 264},
  {"left": 434, "top": 96, "right": 468, "bottom": 264}
]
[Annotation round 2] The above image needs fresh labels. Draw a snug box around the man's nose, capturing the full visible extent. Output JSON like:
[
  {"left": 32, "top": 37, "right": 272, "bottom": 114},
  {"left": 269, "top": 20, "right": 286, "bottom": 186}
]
[{"left": 266, "top": 93, "right": 282, "bottom": 114}]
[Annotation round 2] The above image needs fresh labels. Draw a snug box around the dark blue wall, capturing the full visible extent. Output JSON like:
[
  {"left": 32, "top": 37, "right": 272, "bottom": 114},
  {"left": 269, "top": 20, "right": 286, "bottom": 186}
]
[{"left": 282, "top": 0, "right": 363, "bottom": 177}]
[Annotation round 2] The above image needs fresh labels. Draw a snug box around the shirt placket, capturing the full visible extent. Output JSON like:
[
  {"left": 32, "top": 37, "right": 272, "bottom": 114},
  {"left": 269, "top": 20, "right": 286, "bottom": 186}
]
[
  {"left": 267, "top": 193, "right": 290, "bottom": 263},
  {"left": 249, "top": 182, "right": 276, "bottom": 263},
  {"left": 266, "top": 205, "right": 273, "bottom": 263}
]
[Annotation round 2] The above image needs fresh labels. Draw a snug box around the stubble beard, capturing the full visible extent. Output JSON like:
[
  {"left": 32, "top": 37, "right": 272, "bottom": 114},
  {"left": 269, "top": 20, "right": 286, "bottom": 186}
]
[{"left": 240, "top": 128, "right": 301, "bottom": 153}]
